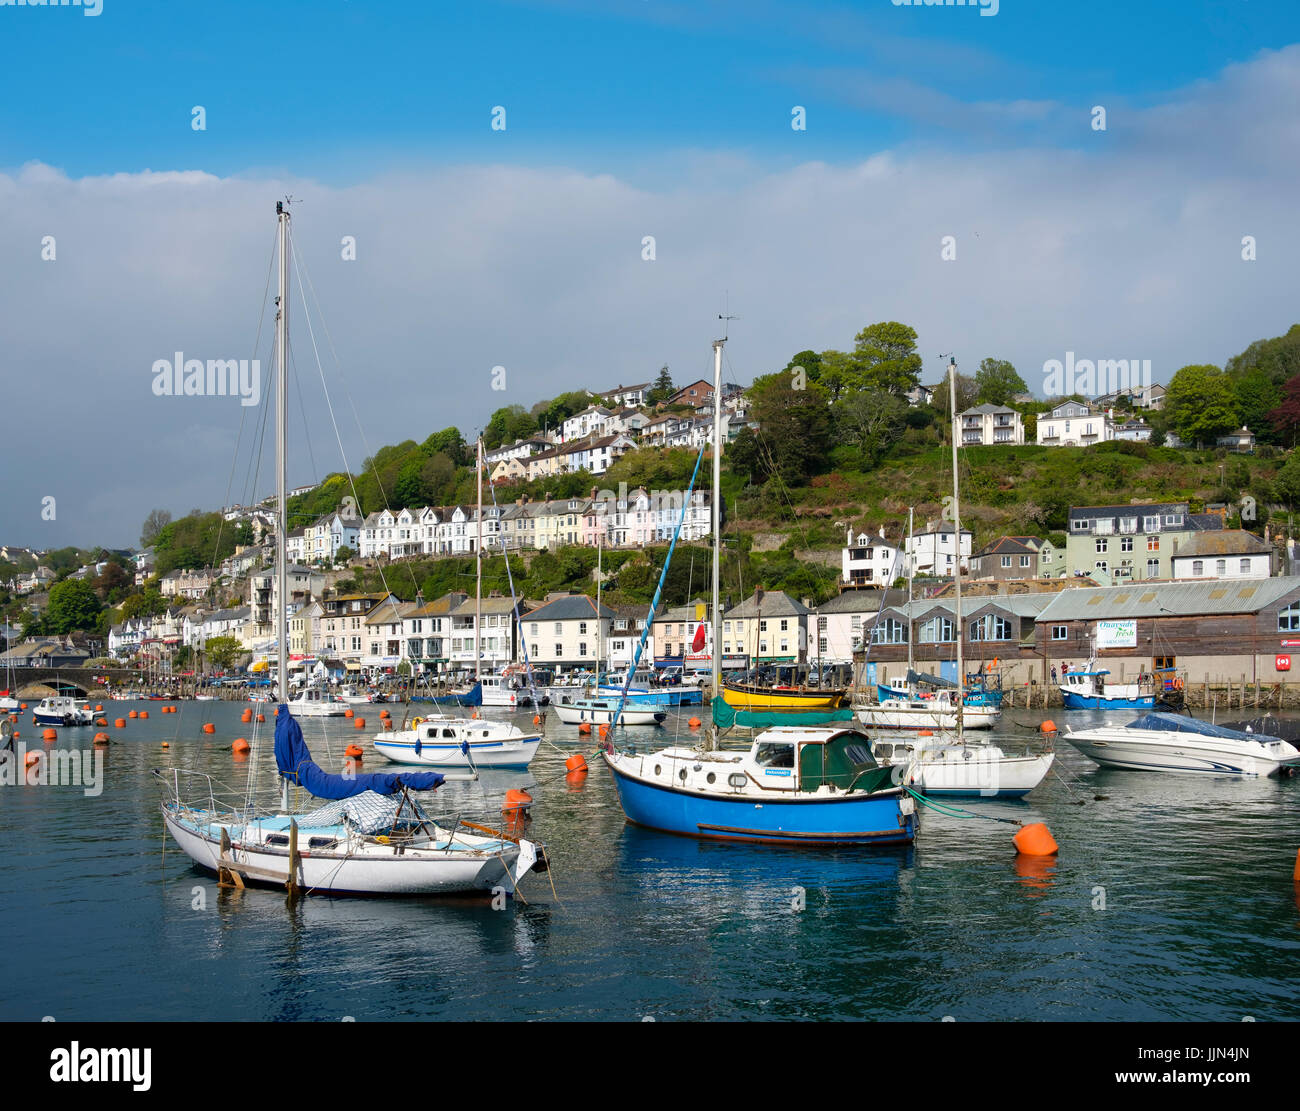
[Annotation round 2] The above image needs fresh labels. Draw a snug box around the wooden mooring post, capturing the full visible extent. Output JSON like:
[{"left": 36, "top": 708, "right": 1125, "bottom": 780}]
[{"left": 286, "top": 819, "right": 301, "bottom": 899}]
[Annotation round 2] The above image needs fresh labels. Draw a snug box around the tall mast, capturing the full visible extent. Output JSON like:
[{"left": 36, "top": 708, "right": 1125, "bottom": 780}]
[
  {"left": 475, "top": 437, "right": 483, "bottom": 680},
  {"left": 906, "top": 505, "right": 914, "bottom": 678},
  {"left": 708, "top": 337, "right": 724, "bottom": 752},
  {"left": 596, "top": 530, "right": 603, "bottom": 683},
  {"left": 948, "top": 358, "right": 964, "bottom": 740},
  {"left": 275, "top": 201, "right": 289, "bottom": 707}
]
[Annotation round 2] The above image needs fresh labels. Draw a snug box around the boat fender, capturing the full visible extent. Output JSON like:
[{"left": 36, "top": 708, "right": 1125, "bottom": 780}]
[{"left": 411, "top": 717, "right": 424, "bottom": 728}]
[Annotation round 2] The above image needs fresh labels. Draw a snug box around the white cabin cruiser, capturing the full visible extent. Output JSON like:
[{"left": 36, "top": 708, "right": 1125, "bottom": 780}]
[
  {"left": 870, "top": 735, "right": 1054, "bottom": 797},
  {"left": 856, "top": 688, "right": 1000, "bottom": 731},
  {"left": 32, "top": 697, "right": 95, "bottom": 727},
  {"left": 373, "top": 715, "right": 542, "bottom": 768},
  {"left": 551, "top": 693, "right": 666, "bottom": 726},
  {"left": 1065, "top": 712, "right": 1300, "bottom": 777},
  {"left": 287, "top": 687, "right": 349, "bottom": 717}
]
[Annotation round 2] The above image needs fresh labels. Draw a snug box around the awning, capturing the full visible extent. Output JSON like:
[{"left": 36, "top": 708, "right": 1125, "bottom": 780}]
[{"left": 345, "top": 661, "right": 361, "bottom": 671}]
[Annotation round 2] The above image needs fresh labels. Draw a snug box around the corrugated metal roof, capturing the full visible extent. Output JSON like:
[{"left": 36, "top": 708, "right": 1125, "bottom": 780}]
[{"left": 1035, "top": 577, "right": 1299, "bottom": 621}]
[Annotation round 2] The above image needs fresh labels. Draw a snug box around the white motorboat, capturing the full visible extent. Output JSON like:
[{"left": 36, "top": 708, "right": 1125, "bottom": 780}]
[
  {"left": 0, "top": 695, "right": 19, "bottom": 713},
  {"left": 373, "top": 715, "right": 542, "bottom": 768},
  {"left": 32, "top": 696, "right": 95, "bottom": 727},
  {"left": 856, "top": 689, "right": 1000, "bottom": 731},
  {"left": 287, "top": 686, "right": 349, "bottom": 717},
  {"left": 871, "top": 734, "right": 1053, "bottom": 797},
  {"left": 1065, "top": 711, "right": 1300, "bottom": 777},
  {"left": 336, "top": 685, "right": 372, "bottom": 704},
  {"left": 479, "top": 669, "right": 542, "bottom": 708},
  {"left": 552, "top": 693, "right": 666, "bottom": 726}
]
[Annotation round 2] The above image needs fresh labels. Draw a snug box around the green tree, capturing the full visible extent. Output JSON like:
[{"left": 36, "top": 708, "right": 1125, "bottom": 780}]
[
  {"left": 646, "top": 366, "right": 675, "bottom": 406},
  {"left": 1165, "top": 364, "right": 1238, "bottom": 447},
  {"left": 850, "top": 322, "right": 923, "bottom": 396},
  {"left": 44, "top": 578, "right": 102, "bottom": 634},
  {"left": 834, "top": 390, "right": 907, "bottom": 466},
  {"left": 204, "top": 635, "right": 245, "bottom": 672},
  {"left": 743, "top": 371, "right": 832, "bottom": 485},
  {"left": 975, "top": 358, "right": 1029, "bottom": 406}
]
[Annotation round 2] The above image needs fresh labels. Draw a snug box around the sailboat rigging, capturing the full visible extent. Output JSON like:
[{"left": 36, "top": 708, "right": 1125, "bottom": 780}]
[{"left": 158, "top": 201, "right": 541, "bottom": 893}]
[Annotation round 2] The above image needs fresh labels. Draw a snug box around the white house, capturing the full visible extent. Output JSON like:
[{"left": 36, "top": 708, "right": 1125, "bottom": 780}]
[
  {"left": 958, "top": 405, "right": 1025, "bottom": 446},
  {"left": 1036, "top": 401, "right": 1115, "bottom": 447},
  {"left": 1169, "top": 531, "right": 1274, "bottom": 580},
  {"left": 842, "top": 529, "right": 906, "bottom": 588},
  {"left": 906, "top": 521, "right": 972, "bottom": 577}
]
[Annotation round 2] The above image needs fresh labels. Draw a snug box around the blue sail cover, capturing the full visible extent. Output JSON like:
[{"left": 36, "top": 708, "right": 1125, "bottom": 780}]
[
  {"left": 1127, "top": 712, "right": 1266, "bottom": 743},
  {"left": 273, "top": 705, "right": 444, "bottom": 799}
]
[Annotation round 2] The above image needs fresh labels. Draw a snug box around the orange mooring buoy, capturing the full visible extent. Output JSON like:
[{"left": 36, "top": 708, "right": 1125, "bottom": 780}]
[
  {"left": 578, "top": 722, "right": 591, "bottom": 735},
  {"left": 1293, "top": 847, "right": 1300, "bottom": 884},
  {"left": 533, "top": 714, "right": 542, "bottom": 726},
  {"left": 93, "top": 733, "right": 109, "bottom": 746},
  {"left": 354, "top": 717, "right": 365, "bottom": 729},
  {"left": 202, "top": 722, "right": 215, "bottom": 734},
  {"left": 241, "top": 710, "right": 252, "bottom": 723},
  {"left": 1040, "top": 720, "right": 1058, "bottom": 734},
  {"left": 345, "top": 744, "right": 364, "bottom": 758},
  {"left": 94, "top": 718, "right": 107, "bottom": 727},
  {"left": 256, "top": 713, "right": 265, "bottom": 723},
  {"left": 95, "top": 704, "right": 103, "bottom": 712},
  {"left": 232, "top": 738, "right": 250, "bottom": 754},
  {"left": 502, "top": 788, "right": 532, "bottom": 813},
  {"left": 1013, "top": 822, "right": 1059, "bottom": 857},
  {"left": 598, "top": 723, "right": 609, "bottom": 738},
  {"left": 688, "top": 717, "right": 702, "bottom": 729},
  {"left": 114, "top": 718, "right": 126, "bottom": 728},
  {"left": 139, "top": 711, "right": 149, "bottom": 719},
  {"left": 344, "top": 708, "right": 354, "bottom": 718},
  {"left": 161, "top": 741, "right": 170, "bottom": 749},
  {"left": 128, "top": 710, "right": 138, "bottom": 719},
  {"left": 41, "top": 728, "right": 57, "bottom": 742},
  {"left": 566, "top": 753, "right": 588, "bottom": 773},
  {"left": 19, "top": 703, "right": 26, "bottom": 710}
]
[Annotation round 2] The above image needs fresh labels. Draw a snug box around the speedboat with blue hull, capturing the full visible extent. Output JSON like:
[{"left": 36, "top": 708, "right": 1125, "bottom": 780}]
[
  {"left": 603, "top": 727, "right": 917, "bottom": 845},
  {"left": 1065, "top": 712, "right": 1300, "bottom": 777}
]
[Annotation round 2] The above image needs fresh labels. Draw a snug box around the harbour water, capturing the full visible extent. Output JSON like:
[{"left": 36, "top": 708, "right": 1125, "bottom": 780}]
[{"left": 1, "top": 701, "right": 1298, "bottom": 1021}]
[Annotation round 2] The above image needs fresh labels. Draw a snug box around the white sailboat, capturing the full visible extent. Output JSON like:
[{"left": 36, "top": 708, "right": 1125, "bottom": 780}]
[
  {"left": 861, "top": 359, "right": 1051, "bottom": 797},
  {"left": 160, "top": 201, "right": 539, "bottom": 895}
]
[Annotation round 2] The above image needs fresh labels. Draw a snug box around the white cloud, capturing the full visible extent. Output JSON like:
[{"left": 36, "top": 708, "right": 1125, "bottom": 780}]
[{"left": 3, "top": 46, "right": 1298, "bottom": 549}]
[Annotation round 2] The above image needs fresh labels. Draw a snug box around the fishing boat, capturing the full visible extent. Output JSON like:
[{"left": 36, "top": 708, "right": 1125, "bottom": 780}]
[
  {"left": 604, "top": 727, "right": 916, "bottom": 844},
  {"left": 856, "top": 688, "right": 1000, "bottom": 731},
  {"left": 373, "top": 714, "right": 542, "bottom": 768},
  {"left": 32, "top": 696, "right": 94, "bottom": 727},
  {"left": 1058, "top": 661, "right": 1184, "bottom": 710},
  {"left": 1064, "top": 711, "right": 1300, "bottom": 777},
  {"left": 159, "top": 200, "right": 540, "bottom": 896}
]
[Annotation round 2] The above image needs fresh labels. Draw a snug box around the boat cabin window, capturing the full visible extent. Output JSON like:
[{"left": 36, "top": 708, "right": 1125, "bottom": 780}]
[
  {"left": 442, "top": 728, "right": 456, "bottom": 738},
  {"left": 754, "top": 742, "right": 795, "bottom": 769},
  {"left": 841, "top": 741, "right": 872, "bottom": 766}
]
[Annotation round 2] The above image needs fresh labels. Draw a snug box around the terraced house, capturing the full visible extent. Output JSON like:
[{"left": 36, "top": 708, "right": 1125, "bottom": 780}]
[{"left": 1065, "top": 501, "right": 1225, "bottom": 582}]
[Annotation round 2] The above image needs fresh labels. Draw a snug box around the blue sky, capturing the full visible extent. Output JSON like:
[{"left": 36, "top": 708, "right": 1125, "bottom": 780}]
[
  {"left": 5, "top": 1, "right": 1297, "bottom": 179},
  {"left": 3, "top": 1, "right": 1300, "bottom": 548}
]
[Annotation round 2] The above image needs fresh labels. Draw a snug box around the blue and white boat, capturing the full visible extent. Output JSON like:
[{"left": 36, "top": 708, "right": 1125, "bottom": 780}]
[
  {"left": 32, "top": 696, "right": 94, "bottom": 727},
  {"left": 373, "top": 715, "right": 542, "bottom": 768},
  {"left": 412, "top": 680, "right": 483, "bottom": 707},
  {"left": 603, "top": 726, "right": 916, "bottom": 845},
  {"left": 1058, "top": 667, "right": 1153, "bottom": 710}
]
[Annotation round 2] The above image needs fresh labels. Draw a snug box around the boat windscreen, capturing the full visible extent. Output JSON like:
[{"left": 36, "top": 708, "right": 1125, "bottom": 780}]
[{"left": 1126, "top": 712, "right": 1267, "bottom": 742}]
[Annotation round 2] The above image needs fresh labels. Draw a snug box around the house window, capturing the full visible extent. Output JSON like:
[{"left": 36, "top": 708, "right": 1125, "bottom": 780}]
[
  {"left": 1144, "top": 516, "right": 1159, "bottom": 531},
  {"left": 1020, "top": 555, "right": 1031, "bottom": 568},
  {"left": 579, "top": 643, "right": 587, "bottom": 656},
  {"left": 1120, "top": 537, "right": 1133, "bottom": 552},
  {"left": 818, "top": 637, "right": 827, "bottom": 654},
  {"left": 554, "top": 623, "right": 562, "bottom": 635},
  {"left": 1001, "top": 556, "right": 1012, "bottom": 568},
  {"left": 1095, "top": 539, "right": 1108, "bottom": 553},
  {"left": 919, "top": 617, "right": 954, "bottom": 643},
  {"left": 1192, "top": 560, "right": 1204, "bottom": 576},
  {"left": 579, "top": 622, "right": 587, "bottom": 636},
  {"left": 1278, "top": 603, "right": 1300, "bottom": 632},
  {"left": 1147, "top": 558, "right": 1160, "bottom": 576},
  {"left": 554, "top": 643, "right": 562, "bottom": 656},
  {"left": 1240, "top": 558, "right": 1251, "bottom": 574},
  {"left": 1095, "top": 561, "right": 1107, "bottom": 573},
  {"left": 1051, "top": 625, "right": 1068, "bottom": 641},
  {"left": 1215, "top": 559, "right": 1226, "bottom": 575},
  {"left": 780, "top": 619, "right": 789, "bottom": 632},
  {"left": 1147, "top": 536, "right": 1159, "bottom": 552},
  {"left": 871, "top": 618, "right": 908, "bottom": 644},
  {"left": 759, "top": 620, "right": 767, "bottom": 632}
]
